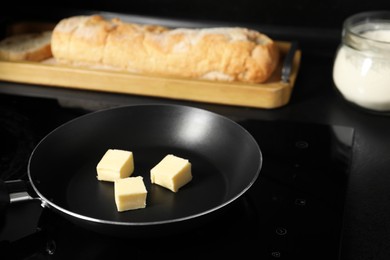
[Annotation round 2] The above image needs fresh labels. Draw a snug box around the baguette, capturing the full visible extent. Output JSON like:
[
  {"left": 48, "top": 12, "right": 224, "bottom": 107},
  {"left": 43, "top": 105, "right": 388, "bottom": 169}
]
[
  {"left": 0, "top": 31, "right": 52, "bottom": 61},
  {"left": 51, "top": 15, "right": 280, "bottom": 83}
]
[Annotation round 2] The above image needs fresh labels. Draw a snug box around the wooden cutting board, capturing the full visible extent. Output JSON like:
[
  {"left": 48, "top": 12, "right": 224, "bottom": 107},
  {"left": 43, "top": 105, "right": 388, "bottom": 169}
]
[{"left": 0, "top": 25, "right": 300, "bottom": 109}]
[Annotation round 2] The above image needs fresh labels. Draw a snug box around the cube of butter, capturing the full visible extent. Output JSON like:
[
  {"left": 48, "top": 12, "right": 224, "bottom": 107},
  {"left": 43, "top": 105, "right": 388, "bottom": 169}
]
[
  {"left": 114, "top": 176, "right": 147, "bottom": 212},
  {"left": 150, "top": 154, "right": 192, "bottom": 192},
  {"left": 96, "top": 149, "right": 134, "bottom": 182}
]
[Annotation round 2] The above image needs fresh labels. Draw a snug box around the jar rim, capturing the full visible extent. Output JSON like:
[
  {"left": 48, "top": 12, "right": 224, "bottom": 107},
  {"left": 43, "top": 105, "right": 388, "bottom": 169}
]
[{"left": 343, "top": 10, "right": 390, "bottom": 45}]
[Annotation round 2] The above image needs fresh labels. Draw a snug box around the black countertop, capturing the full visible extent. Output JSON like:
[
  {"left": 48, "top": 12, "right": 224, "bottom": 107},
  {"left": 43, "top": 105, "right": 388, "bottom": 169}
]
[{"left": 1, "top": 11, "right": 390, "bottom": 260}]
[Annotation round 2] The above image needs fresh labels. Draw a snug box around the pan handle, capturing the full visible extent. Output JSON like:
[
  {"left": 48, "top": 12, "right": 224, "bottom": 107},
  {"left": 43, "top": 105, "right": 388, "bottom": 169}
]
[{"left": 0, "top": 179, "right": 35, "bottom": 213}]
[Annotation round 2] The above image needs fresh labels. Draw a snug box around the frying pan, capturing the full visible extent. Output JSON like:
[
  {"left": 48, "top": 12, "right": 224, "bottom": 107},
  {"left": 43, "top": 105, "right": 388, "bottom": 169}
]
[{"left": 3, "top": 104, "right": 262, "bottom": 238}]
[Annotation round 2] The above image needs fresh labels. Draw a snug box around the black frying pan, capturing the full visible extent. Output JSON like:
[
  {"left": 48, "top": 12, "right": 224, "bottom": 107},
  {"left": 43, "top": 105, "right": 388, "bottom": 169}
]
[{"left": 4, "top": 104, "right": 262, "bottom": 238}]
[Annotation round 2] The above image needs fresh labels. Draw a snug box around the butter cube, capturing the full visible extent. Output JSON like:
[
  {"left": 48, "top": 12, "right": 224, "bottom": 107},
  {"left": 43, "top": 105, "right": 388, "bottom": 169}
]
[
  {"left": 96, "top": 149, "right": 134, "bottom": 182},
  {"left": 114, "top": 176, "right": 147, "bottom": 212},
  {"left": 150, "top": 154, "right": 192, "bottom": 192}
]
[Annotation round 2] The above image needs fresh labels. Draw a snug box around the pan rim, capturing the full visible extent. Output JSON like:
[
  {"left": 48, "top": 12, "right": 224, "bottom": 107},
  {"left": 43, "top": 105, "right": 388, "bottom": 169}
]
[{"left": 27, "top": 103, "right": 262, "bottom": 227}]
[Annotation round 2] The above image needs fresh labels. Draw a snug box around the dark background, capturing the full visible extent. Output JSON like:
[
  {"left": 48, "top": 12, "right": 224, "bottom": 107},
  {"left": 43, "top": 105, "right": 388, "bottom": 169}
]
[{"left": 4, "top": 0, "right": 390, "bottom": 29}]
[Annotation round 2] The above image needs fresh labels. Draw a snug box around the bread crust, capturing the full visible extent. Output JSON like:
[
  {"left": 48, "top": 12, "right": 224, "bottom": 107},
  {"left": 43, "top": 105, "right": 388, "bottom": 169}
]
[
  {"left": 0, "top": 31, "right": 52, "bottom": 61},
  {"left": 52, "top": 15, "right": 279, "bottom": 83}
]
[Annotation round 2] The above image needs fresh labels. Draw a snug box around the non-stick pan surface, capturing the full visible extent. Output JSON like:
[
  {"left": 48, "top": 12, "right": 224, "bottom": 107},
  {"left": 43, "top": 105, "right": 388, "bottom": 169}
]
[{"left": 27, "top": 104, "right": 262, "bottom": 237}]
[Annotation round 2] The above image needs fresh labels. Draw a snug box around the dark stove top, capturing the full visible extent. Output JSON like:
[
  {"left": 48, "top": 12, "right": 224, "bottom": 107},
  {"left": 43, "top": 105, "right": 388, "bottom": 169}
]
[
  {"left": 0, "top": 94, "right": 354, "bottom": 259},
  {"left": 0, "top": 95, "right": 88, "bottom": 181}
]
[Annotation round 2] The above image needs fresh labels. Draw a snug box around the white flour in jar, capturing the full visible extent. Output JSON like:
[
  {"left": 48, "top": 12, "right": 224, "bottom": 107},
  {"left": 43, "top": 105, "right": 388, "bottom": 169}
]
[{"left": 333, "top": 29, "right": 390, "bottom": 111}]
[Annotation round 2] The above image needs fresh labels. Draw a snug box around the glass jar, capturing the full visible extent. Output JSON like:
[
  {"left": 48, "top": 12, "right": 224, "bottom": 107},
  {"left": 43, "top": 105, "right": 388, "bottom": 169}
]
[{"left": 333, "top": 11, "right": 390, "bottom": 112}]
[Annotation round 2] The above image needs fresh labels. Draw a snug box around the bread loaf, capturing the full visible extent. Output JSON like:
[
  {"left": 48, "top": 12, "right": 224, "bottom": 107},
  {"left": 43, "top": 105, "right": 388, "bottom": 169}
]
[
  {"left": 0, "top": 31, "right": 52, "bottom": 61},
  {"left": 51, "top": 15, "right": 280, "bottom": 83}
]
